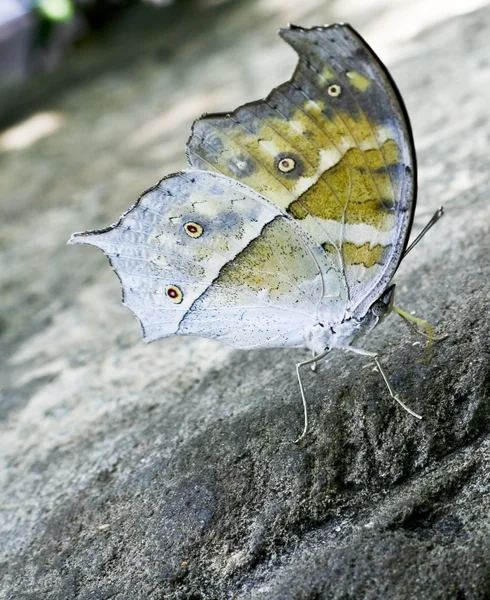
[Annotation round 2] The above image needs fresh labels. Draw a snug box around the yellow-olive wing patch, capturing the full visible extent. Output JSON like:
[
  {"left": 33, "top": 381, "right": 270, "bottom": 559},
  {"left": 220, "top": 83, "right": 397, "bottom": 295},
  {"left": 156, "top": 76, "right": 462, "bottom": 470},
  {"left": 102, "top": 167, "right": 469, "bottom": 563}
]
[{"left": 186, "top": 24, "right": 416, "bottom": 320}]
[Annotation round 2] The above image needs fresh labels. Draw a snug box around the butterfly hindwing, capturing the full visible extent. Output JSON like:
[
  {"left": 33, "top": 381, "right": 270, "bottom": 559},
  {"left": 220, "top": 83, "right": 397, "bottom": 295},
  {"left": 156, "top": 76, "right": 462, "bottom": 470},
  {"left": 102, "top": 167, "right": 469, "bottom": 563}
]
[
  {"left": 69, "top": 171, "right": 330, "bottom": 348},
  {"left": 186, "top": 24, "right": 416, "bottom": 321}
]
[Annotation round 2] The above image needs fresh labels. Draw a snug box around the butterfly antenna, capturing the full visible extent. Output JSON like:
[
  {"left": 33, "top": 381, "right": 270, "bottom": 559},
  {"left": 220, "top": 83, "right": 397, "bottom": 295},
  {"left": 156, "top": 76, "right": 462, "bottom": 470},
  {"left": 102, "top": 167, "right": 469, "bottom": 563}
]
[
  {"left": 294, "top": 349, "right": 331, "bottom": 443},
  {"left": 403, "top": 207, "right": 444, "bottom": 259}
]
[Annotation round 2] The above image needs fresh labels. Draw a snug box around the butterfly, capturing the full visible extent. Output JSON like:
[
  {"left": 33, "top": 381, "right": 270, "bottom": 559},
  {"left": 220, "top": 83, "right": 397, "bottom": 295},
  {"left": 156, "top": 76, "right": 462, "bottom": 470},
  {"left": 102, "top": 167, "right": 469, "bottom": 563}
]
[{"left": 69, "top": 23, "right": 442, "bottom": 441}]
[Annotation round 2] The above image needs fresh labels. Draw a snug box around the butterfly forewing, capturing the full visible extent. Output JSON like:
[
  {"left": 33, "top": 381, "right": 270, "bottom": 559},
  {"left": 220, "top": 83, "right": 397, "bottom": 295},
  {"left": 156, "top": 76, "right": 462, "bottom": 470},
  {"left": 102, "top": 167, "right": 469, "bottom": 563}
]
[{"left": 186, "top": 24, "right": 416, "bottom": 322}]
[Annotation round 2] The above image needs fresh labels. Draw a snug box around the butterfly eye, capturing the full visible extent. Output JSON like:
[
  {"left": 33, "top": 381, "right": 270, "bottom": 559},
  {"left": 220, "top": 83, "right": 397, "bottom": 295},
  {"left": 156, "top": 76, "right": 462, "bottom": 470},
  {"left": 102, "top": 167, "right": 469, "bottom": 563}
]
[
  {"left": 166, "top": 285, "right": 183, "bottom": 304},
  {"left": 277, "top": 157, "right": 296, "bottom": 173},
  {"left": 327, "top": 84, "right": 342, "bottom": 97},
  {"left": 184, "top": 222, "right": 203, "bottom": 238}
]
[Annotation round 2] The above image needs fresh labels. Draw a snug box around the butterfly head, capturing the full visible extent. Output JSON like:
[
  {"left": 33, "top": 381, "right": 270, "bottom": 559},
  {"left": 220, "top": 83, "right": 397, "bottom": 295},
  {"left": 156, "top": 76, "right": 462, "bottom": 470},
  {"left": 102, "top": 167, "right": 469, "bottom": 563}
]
[
  {"left": 351, "top": 284, "right": 396, "bottom": 342},
  {"left": 368, "top": 284, "right": 396, "bottom": 323}
]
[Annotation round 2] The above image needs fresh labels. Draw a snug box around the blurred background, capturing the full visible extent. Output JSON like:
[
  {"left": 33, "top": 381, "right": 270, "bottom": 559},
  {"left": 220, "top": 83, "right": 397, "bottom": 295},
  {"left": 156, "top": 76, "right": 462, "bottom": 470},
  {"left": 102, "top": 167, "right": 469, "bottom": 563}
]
[{"left": 1, "top": 0, "right": 488, "bottom": 135}]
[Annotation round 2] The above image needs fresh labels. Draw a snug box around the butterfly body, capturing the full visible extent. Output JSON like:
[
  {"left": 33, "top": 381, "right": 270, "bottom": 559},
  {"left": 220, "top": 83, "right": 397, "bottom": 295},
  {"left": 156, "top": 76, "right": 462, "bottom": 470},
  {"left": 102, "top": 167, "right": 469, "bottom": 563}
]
[{"left": 70, "top": 23, "right": 419, "bottom": 429}]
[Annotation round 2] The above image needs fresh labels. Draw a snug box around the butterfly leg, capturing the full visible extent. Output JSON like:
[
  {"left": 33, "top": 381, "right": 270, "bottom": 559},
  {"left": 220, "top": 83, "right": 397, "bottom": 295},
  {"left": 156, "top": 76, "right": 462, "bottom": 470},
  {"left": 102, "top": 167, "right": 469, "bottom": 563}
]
[
  {"left": 294, "top": 349, "right": 331, "bottom": 443},
  {"left": 347, "top": 347, "right": 422, "bottom": 420}
]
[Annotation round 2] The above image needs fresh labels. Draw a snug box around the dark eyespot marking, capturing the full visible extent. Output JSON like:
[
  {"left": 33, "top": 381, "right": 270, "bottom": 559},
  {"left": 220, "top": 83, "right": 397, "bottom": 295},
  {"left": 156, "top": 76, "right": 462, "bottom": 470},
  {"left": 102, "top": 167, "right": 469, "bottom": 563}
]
[
  {"left": 278, "top": 157, "right": 296, "bottom": 173},
  {"left": 275, "top": 152, "right": 305, "bottom": 179},
  {"left": 166, "top": 285, "right": 183, "bottom": 304},
  {"left": 184, "top": 222, "right": 203, "bottom": 238}
]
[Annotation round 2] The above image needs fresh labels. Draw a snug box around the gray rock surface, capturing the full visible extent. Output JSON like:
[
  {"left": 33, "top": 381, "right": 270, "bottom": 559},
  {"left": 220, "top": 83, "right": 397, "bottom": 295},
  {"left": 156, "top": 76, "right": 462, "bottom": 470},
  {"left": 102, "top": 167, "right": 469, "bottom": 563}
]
[{"left": 1, "top": 1, "right": 489, "bottom": 598}]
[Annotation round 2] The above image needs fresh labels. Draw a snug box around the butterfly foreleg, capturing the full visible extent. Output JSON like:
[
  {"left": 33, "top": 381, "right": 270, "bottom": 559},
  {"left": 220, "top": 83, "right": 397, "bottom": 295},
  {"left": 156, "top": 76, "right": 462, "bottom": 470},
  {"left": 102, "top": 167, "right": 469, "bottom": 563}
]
[
  {"left": 346, "top": 347, "right": 422, "bottom": 420},
  {"left": 294, "top": 349, "right": 331, "bottom": 443}
]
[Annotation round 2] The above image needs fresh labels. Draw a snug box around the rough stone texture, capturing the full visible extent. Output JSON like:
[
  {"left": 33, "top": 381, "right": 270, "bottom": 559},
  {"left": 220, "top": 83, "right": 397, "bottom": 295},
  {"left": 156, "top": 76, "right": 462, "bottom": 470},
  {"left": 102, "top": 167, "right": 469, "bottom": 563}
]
[{"left": 1, "top": 1, "right": 489, "bottom": 599}]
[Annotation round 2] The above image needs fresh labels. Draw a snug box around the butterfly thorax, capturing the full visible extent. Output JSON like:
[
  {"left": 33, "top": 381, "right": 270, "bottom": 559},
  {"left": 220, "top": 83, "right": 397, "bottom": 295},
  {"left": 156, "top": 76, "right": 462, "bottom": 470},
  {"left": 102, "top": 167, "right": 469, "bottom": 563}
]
[{"left": 307, "top": 284, "right": 396, "bottom": 354}]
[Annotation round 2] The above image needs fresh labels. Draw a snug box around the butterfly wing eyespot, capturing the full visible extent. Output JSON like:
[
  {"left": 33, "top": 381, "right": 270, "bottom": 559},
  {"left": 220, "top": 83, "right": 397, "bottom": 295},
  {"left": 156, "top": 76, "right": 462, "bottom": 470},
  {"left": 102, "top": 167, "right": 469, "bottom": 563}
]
[
  {"left": 277, "top": 157, "right": 296, "bottom": 173},
  {"left": 327, "top": 83, "right": 342, "bottom": 97},
  {"left": 166, "top": 285, "right": 183, "bottom": 304},
  {"left": 184, "top": 221, "right": 203, "bottom": 238}
]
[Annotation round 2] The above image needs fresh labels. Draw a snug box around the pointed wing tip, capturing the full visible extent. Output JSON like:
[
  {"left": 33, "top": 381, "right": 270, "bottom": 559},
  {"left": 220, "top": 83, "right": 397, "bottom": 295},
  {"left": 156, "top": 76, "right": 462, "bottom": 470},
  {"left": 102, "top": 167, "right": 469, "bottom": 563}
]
[
  {"left": 68, "top": 232, "right": 89, "bottom": 246},
  {"left": 67, "top": 231, "right": 101, "bottom": 249},
  {"left": 278, "top": 23, "right": 304, "bottom": 41},
  {"left": 67, "top": 225, "right": 118, "bottom": 249}
]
